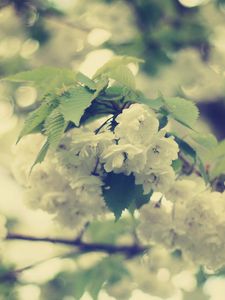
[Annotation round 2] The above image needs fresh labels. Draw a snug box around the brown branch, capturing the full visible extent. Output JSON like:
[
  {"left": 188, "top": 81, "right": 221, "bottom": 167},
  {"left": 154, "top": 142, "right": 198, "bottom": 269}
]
[{"left": 6, "top": 233, "right": 148, "bottom": 258}]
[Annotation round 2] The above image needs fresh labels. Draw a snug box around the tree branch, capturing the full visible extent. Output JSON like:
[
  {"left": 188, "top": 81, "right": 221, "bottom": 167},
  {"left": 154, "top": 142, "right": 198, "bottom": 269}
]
[{"left": 6, "top": 233, "right": 148, "bottom": 258}]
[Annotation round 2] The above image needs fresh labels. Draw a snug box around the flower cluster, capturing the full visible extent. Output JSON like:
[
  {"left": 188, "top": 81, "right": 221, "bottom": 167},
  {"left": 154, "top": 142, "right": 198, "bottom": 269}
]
[
  {"left": 12, "top": 133, "right": 106, "bottom": 229},
  {"left": 103, "top": 103, "right": 179, "bottom": 194},
  {"left": 138, "top": 177, "right": 225, "bottom": 270},
  {"left": 12, "top": 103, "right": 179, "bottom": 228}
]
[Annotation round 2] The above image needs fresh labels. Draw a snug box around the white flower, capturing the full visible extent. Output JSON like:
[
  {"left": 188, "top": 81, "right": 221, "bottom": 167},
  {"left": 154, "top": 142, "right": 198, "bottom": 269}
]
[
  {"left": 166, "top": 179, "right": 201, "bottom": 203},
  {"left": 139, "top": 176, "right": 225, "bottom": 270},
  {"left": 173, "top": 190, "right": 225, "bottom": 269},
  {"left": 23, "top": 150, "right": 106, "bottom": 229},
  {"left": 145, "top": 131, "right": 179, "bottom": 169},
  {"left": 138, "top": 198, "right": 175, "bottom": 247},
  {"left": 115, "top": 103, "right": 159, "bottom": 146},
  {"left": 101, "top": 143, "right": 145, "bottom": 174},
  {"left": 71, "top": 129, "right": 114, "bottom": 158},
  {"left": 135, "top": 167, "right": 176, "bottom": 194}
]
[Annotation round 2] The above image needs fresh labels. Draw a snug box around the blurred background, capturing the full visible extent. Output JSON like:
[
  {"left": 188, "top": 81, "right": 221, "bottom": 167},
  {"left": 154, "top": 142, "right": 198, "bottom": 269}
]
[{"left": 1, "top": 0, "right": 225, "bottom": 299}]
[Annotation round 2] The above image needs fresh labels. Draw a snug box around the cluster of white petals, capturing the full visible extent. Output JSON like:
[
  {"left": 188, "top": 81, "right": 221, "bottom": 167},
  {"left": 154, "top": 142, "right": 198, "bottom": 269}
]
[
  {"left": 138, "top": 177, "right": 225, "bottom": 270},
  {"left": 12, "top": 103, "right": 178, "bottom": 228},
  {"left": 12, "top": 133, "right": 106, "bottom": 229},
  {"left": 104, "top": 103, "right": 179, "bottom": 194}
]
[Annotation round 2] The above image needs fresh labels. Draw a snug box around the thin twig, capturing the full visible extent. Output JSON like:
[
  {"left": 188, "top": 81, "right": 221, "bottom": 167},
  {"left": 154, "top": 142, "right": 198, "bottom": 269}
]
[{"left": 94, "top": 116, "right": 113, "bottom": 134}]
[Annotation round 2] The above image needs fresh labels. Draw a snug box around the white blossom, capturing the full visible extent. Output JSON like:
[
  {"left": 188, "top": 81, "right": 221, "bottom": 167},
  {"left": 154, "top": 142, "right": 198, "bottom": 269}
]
[
  {"left": 145, "top": 130, "right": 179, "bottom": 169},
  {"left": 138, "top": 177, "right": 225, "bottom": 270},
  {"left": 138, "top": 197, "right": 175, "bottom": 247},
  {"left": 12, "top": 133, "right": 106, "bottom": 229},
  {"left": 115, "top": 103, "right": 159, "bottom": 146},
  {"left": 135, "top": 166, "right": 176, "bottom": 194},
  {"left": 101, "top": 143, "right": 145, "bottom": 174}
]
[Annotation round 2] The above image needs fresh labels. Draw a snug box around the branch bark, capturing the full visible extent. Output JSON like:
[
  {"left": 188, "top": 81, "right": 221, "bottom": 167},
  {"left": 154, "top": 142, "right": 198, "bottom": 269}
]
[{"left": 6, "top": 233, "right": 148, "bottom": 258}]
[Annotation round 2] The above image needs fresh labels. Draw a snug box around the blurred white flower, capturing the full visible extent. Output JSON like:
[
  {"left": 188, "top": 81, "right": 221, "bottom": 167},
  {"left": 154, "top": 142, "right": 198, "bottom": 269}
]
[{"left": 139, "top": 177, "right": 225, "bottom": 270}]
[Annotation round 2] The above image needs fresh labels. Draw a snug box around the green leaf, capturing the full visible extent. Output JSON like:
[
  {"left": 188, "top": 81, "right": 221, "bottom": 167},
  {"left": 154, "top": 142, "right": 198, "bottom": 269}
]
[
  {"left": 59, "top": 86, "right": 95, "bottom": 126},
  {"left": 30, "top": 140, "right": 49, "bottom": 172},
  {"left": 210, "top": 140, "right": 225, "bottom": 178},
  {"left": 173, "top": 134, "right": 196, "bottom": 158},
  {"left": 187, "top": 132, "right": 218, "bottom": 165},
  {"left": 190, "top": 132, "right": 217, "bottom": 150},
  {"left": 93, "top": 55, "right": 144, "bottom": 79},
  {"left": 136, "top": 94, "right": 164, "bottom": 110},
  {"left": 103, "top": 172, "right": 135, "bottom": 220},
  {"left": 109, "top": 65, "right": 136, "bottom": 88},
  {"left": 129, "top": 185, "right": 152, "bottom": 214},
  {"left": 105, "top": 86, "right": 124, "bottom": 97},
  {"left": 172, "top": 159, "right": 182, "bottom": 174},
  {"left": 94, "top": 76, "right": 109, "bottom": 97},
  {"left": 17, "top": 100, "right": 54, "bottom": 142},
  {"left": 173, "top": 134, "right": 210, "bottom": 182},
  {"left": 75, "top": 72, "right": 96, "bottom": 90},
  {"left": 44, "top": 110, "right": 66, "bottom": 150},
  {"left": 4, "top": 67, "right": 75, "bottom": 96},
  {"left": 162, "top": 97, "right": 199, "bottom": 128},
  {"left": 197, "top": 156, "right": 209, "bottom": 184},
  {"left": 158, "top": 115, "right": 168, "bottom": 130}
]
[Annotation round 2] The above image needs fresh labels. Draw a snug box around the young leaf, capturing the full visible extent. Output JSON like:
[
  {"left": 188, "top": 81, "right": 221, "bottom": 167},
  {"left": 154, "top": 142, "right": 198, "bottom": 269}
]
[
  {"left": 75, "top": 72, "right": 96, "bottom": 90},
  {"left": 59, "top": 86, "right": 95, "bottom": 126},
  {"left": 4, "top": 67, "right": 75, "bottom": 96},
  {"left": 190, "top": 132, "right": 217, "bottom": 151},
  {"left": 93, "top": 55, "right": 144, "bottom": 79},
  {"left": 94, "top": 76, "right": 109, "bottom": 97},
  {"left": 135, "top": 93, "right": 164, "bottom": 110},
  {"left": 162, "top": 97, "right": 199, "bottom": 128},
  {"left": 30, "top": 140, "right": 49, "bottom": 172},
  {"left": 103, "top": 172, "right": 135, "bottom": 220},
  {"left": 44, "top": 109, "right": 66, "bottom": 150},
  {"left": 17, "top": 101, "right": 53, "bottom": 142},
  {"left": 109, "top": 65, "right": 136, "bottom": 88},
  {"left": 186, "top": 132, "right": 217, "bottom": 166}
]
